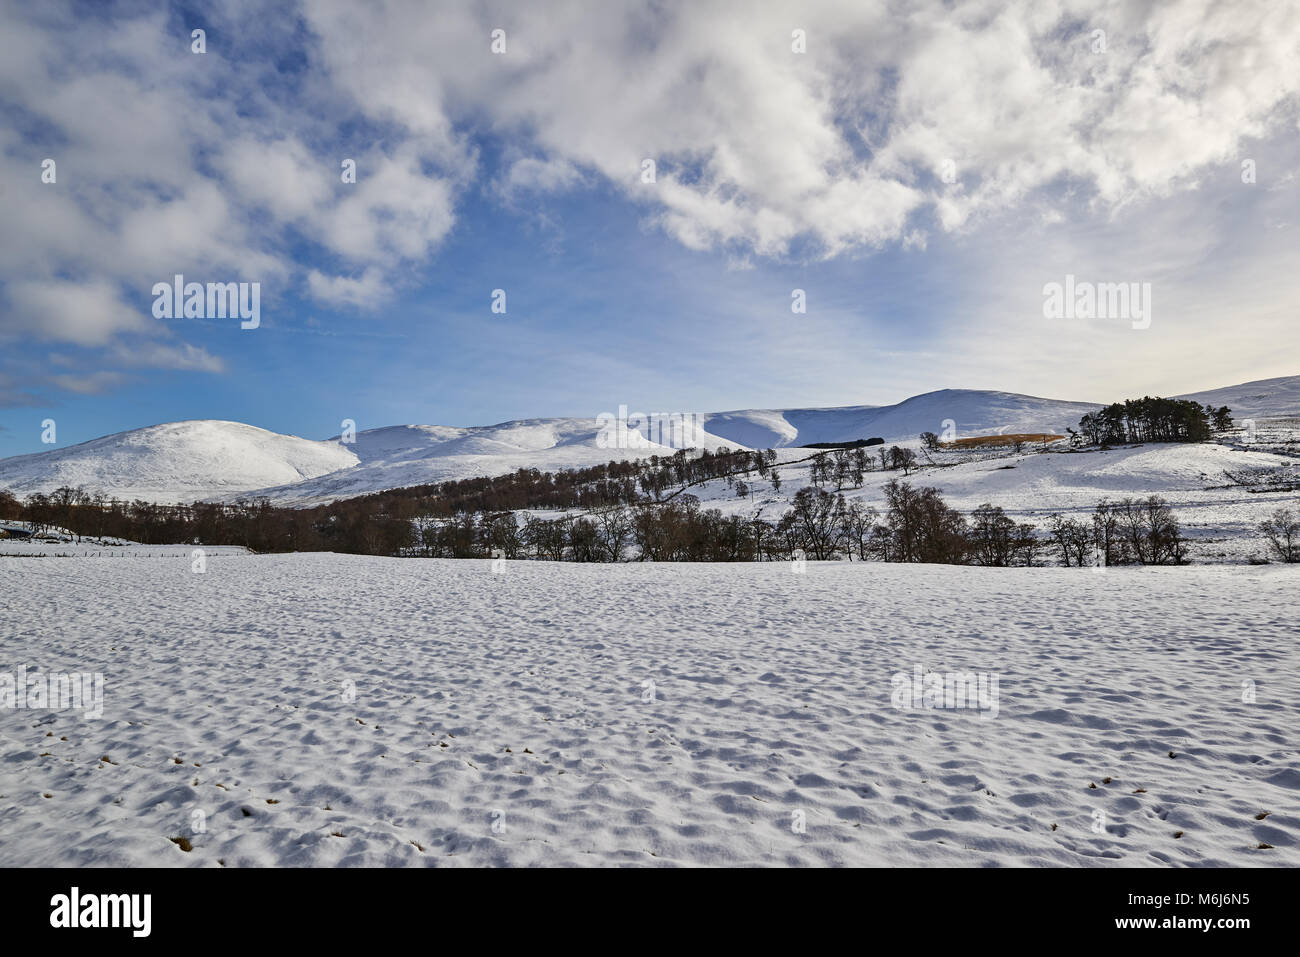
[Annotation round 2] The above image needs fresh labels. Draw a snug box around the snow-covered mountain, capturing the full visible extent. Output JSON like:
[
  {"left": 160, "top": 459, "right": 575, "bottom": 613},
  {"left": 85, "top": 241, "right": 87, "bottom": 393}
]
[
  {"left": 724, "top": 389, "right": 1103, "bottom": 449},
  {"left": 2, "top": 375, "right": 1296, "bottom": 506},
  {"left": 1173, "top": 374, "right": 1300, "bottom": 421},
  {"left": 262, "top": 391, "right": 1104, "bottom": 505},
  {"left": 0, "top": 420, "right": 358, "bottom": 503}
]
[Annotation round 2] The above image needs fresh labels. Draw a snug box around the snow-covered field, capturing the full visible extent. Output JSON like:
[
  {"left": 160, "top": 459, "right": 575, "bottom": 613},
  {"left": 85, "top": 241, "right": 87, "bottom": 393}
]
[
  {"left": 2, "top": 553, "right": 1296, "bottom": 867},
  {"left": 0, "top": 535, "right": 250, "bottom": 560}
]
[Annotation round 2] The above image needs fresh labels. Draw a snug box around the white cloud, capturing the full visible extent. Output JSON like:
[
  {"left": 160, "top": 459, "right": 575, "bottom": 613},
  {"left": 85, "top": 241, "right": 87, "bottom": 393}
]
[
  {"left": 113, "top": 343, "right": 226, "bottom": 374},
  {"left": 1, "top": 0, "right": 1297, "bottom": 403},
  {"left": 4, "top": 280, "right": 149, "bottom": 347},
  {"left": 48, "top": 371, "right": 129, "bottom": 395},
  {"left": 317, "top": 146, "right": 457, "bottom": 264},
  {"left": 214, "top": 136, "right": 335, "bottom": 223},
  {"left": 306, "top": 268, "right": 390, "bottom": 309},
  {"left": 498, "top": 156, "right": 585, "bottom": 197},
  {"left": 300, "top": 0, "right": 1299, "bottom": 258}
]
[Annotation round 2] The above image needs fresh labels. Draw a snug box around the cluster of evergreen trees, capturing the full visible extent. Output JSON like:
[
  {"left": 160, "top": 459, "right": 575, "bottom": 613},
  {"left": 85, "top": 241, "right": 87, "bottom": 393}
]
[{"left": 1076, "top": 397, "right": 1231, "bottom": 445}]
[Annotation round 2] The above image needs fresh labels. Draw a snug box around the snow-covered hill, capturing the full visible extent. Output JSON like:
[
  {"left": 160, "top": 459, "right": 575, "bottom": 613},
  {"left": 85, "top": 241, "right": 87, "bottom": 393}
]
[
  {"left": 1, "top": 375, "right": 1296, "bottom": 505},
  {"left": 263, "top": 418, "right": 738, "bottom": 505},
  {"left": 1175, "top": 374, "right": 1300, "bottom": 421},
  {"left": 252, "top": 390, "right": 1104, "bottom": 505},
  {"left": 0, "top": 420, "right": 358, "bottom": 503},
  {"left": 708, "top": 389, "right": 1101, "bottom": 449}
]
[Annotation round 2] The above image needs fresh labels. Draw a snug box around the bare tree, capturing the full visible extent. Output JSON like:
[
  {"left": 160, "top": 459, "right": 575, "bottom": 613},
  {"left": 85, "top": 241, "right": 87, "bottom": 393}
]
[
  {"left": 781, "top": 487, "right": 848, "bottom": 560},
  {"left": 1047, "top": 513, "right": 1091, "bottom": 567},
  {"left": 1259, "top": 507, "right": 1300, "bottom": 562},
  {"left": 968, "top": 503, "right": 1016, "bottom": 566},
  {"left": 594, "top": 508, "right": 635, "bottom": 562},
  {"left": 883, "top": 481, "right": 966, "bottom": 563},
  {"left": 888, "top": 446, "right": 918, "bottom": 475},
  {"left": 841, "top": 500, "right": 880, "bottom": 560}
]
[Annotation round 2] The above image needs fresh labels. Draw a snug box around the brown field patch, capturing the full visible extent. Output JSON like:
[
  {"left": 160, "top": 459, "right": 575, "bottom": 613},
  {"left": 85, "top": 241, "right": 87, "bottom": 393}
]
[{"left": 940, "top": 433, "right": 1065, "bottom": 449}]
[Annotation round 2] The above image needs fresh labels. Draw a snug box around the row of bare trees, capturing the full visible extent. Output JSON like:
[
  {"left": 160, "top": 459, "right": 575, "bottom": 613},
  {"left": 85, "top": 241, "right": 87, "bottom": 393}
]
[
  {"left": 10, "top": 471, "right": 1291, "bottom": 567},
  {"left": 402, "top": 482, "right": 1035, "bottom": 565},
  {"left": 806, "top": 445, "right": 919, "bottom": 489},
  {"left": 0, "top": 478, "right": 1176, "bottom": 566},
  {"left": 1046, "top": 497, "right": 1186, "bottom": 566}
]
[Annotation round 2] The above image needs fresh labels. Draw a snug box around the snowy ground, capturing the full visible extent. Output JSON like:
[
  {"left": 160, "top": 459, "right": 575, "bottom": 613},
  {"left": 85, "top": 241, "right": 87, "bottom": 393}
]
[
  {"left": 0, "top": 521, "right": 252, "bottom": 559},
  {"left": 0, "top": 541, "right": 250, "bottom": 559},
  {"left": 2, "top": 553, "right": 1296, "bottom": 867}
]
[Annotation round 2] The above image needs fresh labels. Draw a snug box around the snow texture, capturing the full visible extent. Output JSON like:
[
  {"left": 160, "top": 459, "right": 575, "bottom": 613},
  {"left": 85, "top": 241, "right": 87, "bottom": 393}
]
[{"left": 2, "top": 554, "right": 1295, "bottom": 866}]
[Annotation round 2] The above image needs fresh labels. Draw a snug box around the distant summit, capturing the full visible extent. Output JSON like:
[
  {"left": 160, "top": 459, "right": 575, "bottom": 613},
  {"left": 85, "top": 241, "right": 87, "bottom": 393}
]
[{"left": 2, "top": 375, "right": 1296, "bottom": 506}]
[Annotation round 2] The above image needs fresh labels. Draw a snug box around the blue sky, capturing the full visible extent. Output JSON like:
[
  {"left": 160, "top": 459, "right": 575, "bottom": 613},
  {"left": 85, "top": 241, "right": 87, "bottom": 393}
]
[{"left": 2, "top": 1, "right": 1298, "bottom": 455}]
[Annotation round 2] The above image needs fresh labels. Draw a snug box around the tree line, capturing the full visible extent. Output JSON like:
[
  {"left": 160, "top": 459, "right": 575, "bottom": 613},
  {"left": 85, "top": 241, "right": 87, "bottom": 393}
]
[
  {"left": 392, "top": 482, "right": 1187, "bottom": 567},
  {"left": 1045, "top": 498, "right": 1187, "bottom": 566},
  {"left": 22, "top": 439, "right": 1300, "bottom": 566},
  {"left": 0, "top": 440, "right": 926, "bottom": 554},
  {"left": 1076, "top": 397, "right": 1232, "bottom": 446}
]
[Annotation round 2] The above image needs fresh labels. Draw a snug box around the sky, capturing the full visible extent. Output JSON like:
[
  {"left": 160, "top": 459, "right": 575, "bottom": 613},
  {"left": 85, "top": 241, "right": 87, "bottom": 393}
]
[{"left": 1, "top": 0, "right": 1298, "bottom": 456}]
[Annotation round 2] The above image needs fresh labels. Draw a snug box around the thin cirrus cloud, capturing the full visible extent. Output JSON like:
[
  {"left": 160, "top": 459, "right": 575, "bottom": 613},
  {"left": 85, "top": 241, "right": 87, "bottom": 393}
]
[{"left": 0, "top": 0, "right": 1296, "bottom": 412}]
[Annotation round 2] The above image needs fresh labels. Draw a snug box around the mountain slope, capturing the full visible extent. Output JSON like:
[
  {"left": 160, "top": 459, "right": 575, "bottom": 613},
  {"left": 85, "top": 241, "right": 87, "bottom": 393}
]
[
  {"left": 0, "top": 420, "right": 358, "bottom": 503},
  {"left": 262, "top": 417, "right": 739, "bottom": 504},
  {"left": 2, "top": 375, "right": 1296, "bottom": 505},
  {"left": 1176, "top": 375, "right": 1300, "bottom": 421},
  {"left": 245, "top": 391, "right": 1104, "bottom": 504}
]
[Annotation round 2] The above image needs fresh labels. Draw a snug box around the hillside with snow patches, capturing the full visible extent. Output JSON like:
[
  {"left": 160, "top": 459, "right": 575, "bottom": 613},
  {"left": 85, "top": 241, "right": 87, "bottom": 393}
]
[{"left": 1, "top": 376, "right": 1298, "bottom": 508}]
